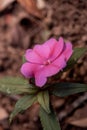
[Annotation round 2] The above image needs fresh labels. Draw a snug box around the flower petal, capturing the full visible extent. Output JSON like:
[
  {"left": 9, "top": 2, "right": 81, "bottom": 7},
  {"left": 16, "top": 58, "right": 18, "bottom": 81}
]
[
  {"left": 37, "top": 55, "right": 66, "bottom": 78},
  {"left": 52, "top": 37, "right": 64, "bottom": 58},
  {"left": 44, "top": 38, "right": 57, "bottom": 50},
  {"left": 33, "top": 44, "right": 50, "bottom": 60},
  {"left": 53, "top": 55, "right": 66, "bottom": 70},
  {"left": 42, "top": 64, "right": 60, "bottom": 77},
  {"left": 44, "top": 37, "right": 64, "bottom": 60},
  {"left": 20, "top": 62, "right": 37, "bottom": 78},
  {"left": 63, "top": 42, "right": 73, "bottom": 61},
  {"left": 35, "top": 72, "right": 47, "bottom": 87},
  {"left": 25, "top": 49, "right": 43, "bottom": 64}
]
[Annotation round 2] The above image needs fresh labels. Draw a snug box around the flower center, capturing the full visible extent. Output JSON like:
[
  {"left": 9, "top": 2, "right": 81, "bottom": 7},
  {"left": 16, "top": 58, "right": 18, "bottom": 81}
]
[{"left": 44, "top": 59, "right": 51, "bottom": 65}]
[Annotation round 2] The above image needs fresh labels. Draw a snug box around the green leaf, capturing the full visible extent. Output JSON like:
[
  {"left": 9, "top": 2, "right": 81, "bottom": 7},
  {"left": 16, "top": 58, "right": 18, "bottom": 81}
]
[
  {"left": 0, "top": 77, "right": 38, "bottom": 95},
  {"left": 65, "top": 47, "right": 87, "bottom": 70},
  {"left": 51, "top": 82, "right": 87, "bottom": 97},
  {"left": 10, "top": 94, "right": 37, "bottom": 122},
  {"left": 0, "top": 77, "right": 28, "bottom": 85},
  {"left": 39, "top": 106, "right": 61, "bottom": 130},
  {"left": 22, "top": 55, "right": 26, "bottom": 63},
  {"left": 37, "top": 90, "right": 50, "bottom": 114}
]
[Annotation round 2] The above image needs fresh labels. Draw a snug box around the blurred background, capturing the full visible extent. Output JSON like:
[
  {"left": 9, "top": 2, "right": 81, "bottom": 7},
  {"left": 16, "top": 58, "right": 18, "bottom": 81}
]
[{"left": 0, "top": 0, "right": 87, "bottom": 130}]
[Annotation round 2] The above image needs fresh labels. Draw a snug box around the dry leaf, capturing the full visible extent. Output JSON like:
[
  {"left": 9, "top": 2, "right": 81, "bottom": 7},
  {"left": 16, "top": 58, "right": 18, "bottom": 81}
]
[
  {"left": 68, "top": 118, "right": 87, "bottom": 128},
  {"left": 17, "top": 0, "right": 43, "bottom": 18},
  {"left": 0, "top": 0, "right": 15, "bottom": 12},
  {"left": 0, "top": 126, "right": 4, "bottom": 130},
  {"left": 0, "top": 107, "right": 8, "bottom": 120},
  {"left": 37, "top": 0, "right": 45, "bottom": 9},
  {"left": 66, "top": 105, "right": 87, "bottom": 128}
]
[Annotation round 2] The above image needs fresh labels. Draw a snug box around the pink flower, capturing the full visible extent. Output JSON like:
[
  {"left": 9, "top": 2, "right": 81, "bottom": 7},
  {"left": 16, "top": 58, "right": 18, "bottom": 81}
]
[{"left": 21, "top": 37, "right": 73, "bottom": 87}]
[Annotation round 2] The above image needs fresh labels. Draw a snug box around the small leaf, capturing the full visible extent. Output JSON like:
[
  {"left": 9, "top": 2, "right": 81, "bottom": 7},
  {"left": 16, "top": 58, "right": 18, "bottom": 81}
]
[
  {"left": 0, "top": 77, "right": 38, "bottom": 95},
  {"left": 39, "top": 106, "right": 61, "bottom": 130},
  {"left": 37, "top": 90, "right": 50, "bottom": 113},
  {"left": 10, "top": 94, "right": 37, "bottom": 122},
  {"left": 65, "top": 47, "right": 87, "bottom": 70},
  {"left": 51, "top": 82, "right": 87, "bottom": 97},
  {"left": 22, "top": 55, "right": 26, "bottom": 63}
]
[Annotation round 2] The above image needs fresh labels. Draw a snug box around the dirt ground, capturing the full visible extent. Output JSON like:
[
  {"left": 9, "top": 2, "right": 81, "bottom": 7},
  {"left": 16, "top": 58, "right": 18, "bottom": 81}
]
[{"left": 0, "top": 0, "right": 87, "bottom": 130}]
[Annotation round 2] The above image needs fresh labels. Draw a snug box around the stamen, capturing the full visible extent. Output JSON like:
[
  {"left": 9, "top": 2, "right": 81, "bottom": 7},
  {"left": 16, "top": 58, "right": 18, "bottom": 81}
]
[
  {"left": 27, "top": 59, "right": 51, "bottom": 66},
  {"left": 47, "top": 59, "right": 51, "bottom": 64},
  {"left": 44, "top": 59, "right": 51, "bottom": 65}
]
